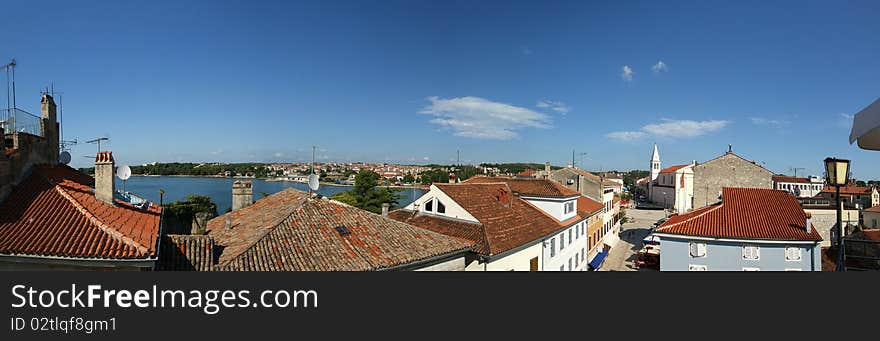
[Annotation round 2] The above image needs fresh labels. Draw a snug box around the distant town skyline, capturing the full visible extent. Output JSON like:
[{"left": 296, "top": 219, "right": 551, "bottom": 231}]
[{"left": 3, "top": 1, "right": 880, "bottom": 178}]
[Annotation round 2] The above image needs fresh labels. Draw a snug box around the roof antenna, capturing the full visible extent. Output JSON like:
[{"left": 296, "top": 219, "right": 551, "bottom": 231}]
[{"left": 728, "top": 144, "right": 732, "bottom": 153}]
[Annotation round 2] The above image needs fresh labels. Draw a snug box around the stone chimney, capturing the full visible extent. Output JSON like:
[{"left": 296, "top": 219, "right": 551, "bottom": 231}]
[
  {"left": 231, "top": 180, "right": 253, "bottom": 211},
  {"left": 94, "top": 151, "right": 116, "bottom": 205},
  {"left": 567, "top": 163, "right": 573, "bottom": 168},
  {"left": 448, "top": 172, "right": 457, "bottom": 184},
  {"left": 381, "top": 203, "right": 390, "bottom": 217},
  {"left": 40, "top": 94, "right": 59, "bottom": 165},
  {"left": 544, "top": 162, "right": 550, "bottom": 173}
]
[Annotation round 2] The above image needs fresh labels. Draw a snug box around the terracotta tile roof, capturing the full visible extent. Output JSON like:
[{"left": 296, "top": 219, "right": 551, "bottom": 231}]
[
  {"left": 864, "top": 205, "right": 880, "bottom": 213},
  {"left": 516, "top": 169, "right": 536, "bottom": 177},
  {"left": 858, "top": 229, "right": 880, "bottom": 241},
  {"left": 393, "top": 183, "right": 594, "bottom": 256},
  {"left": 157, "top": 235, "right": 215, "bottom": 271},
  {"left": 772, "top": 175, "right": 812, "bottom": 183},
  {"left": 463, "top": 176, "right": 580, "bottom": 197},
  {"left": 820, "top": 186, "right": 873, "bottom": 195},
  {"left": 204, "top": 188, "right": 473, "bottom": 271},
  {"left": 656, "top": 187, "right": 822, "bottom": 241},
  {"left": 577, "top": 196, "right": 603, "bottom": 216},
  {"left": 659, "top": 164, "right": 690, "bottom": 173},
  {"left": 566, "top": 167, "right": 601, "bottom": 182},
  {"left": 388, "top": 210, "right": 489, "bottom": 254},
  {"left": 0, "top": 165, "right": 162, "bottom": 259}
]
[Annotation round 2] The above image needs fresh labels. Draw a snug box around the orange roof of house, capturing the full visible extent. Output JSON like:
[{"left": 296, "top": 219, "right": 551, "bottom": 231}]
[
  {"left": 0, "top": 165, "right": 162, "bottom": 259},
  {"left": 656, "top": 187, "right": 822, "bottom": 241},
  {"left": 821, "top": 186, "right": 874, "bottom": 195},
  {"left": 516, "top": 169, "right": 537, "bottom": 177},
  {"left": 390, "top": 183, "right": 601, "bottom": 256},
  {"left": 463, "top": 176, "right": 580, "bottom": 197},
  {"left": 204, "top": 188, "right": 472, "bottom": 271},
  {"left": 659, "top": 164, "right": 690, "bottom": 174}
]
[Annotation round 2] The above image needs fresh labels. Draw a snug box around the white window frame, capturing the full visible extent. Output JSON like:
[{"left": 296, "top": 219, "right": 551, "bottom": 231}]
[
  {"left": 742, "top": 245, "right": 760, "bottom": 260},
  {"left": 688, "top": 264, "right": 707, "bottom": 271},
  {"left": 784, "top": 246, "right": 801, "bottom": 262},
  {"left": 689, "top": 242, "right": 707, "bottom": 258}
]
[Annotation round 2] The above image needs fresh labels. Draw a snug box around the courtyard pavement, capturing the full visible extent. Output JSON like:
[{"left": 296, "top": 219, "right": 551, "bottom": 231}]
[{"left": 600, "top": 208, "right": 667, "bottom": 271}]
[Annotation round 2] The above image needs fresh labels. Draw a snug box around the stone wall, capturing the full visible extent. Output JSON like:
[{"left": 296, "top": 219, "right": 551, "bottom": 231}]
[{"left": 692, "top": 153, "right": 773, "bottom": 208}]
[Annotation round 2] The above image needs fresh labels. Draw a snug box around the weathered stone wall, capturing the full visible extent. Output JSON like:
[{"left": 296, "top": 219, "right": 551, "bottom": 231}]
[
  {"left": 806, "top": 208, "right": 859, "bottom": 247},
  {"left": 549, "top": 168, "right": 602, "bottom": 202},
  {"left": 692, "top": 153, "right": 773, "bottom": 208},
  {"left": 232, "top": 180, "right": 253, "bottom": 211}
]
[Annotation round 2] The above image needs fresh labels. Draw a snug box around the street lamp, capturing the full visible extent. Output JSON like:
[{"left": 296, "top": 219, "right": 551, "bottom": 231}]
[{"left": 824, "top": 157, "right": 851, "bottom": 272}]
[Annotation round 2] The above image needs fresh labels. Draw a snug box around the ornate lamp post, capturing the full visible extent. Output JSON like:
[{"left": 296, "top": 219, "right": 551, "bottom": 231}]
[{"left": 824, "top": 157, "right": 851, "bottom": 271}]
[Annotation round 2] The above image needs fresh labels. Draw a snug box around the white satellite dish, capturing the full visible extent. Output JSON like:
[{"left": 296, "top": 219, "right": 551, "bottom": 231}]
[
  {"left": 308, "top": 174, "right": 320, "bottom": 191},
  {"left": 116, "top": 164, "right": 132, "bottom": 180},
  {"left": 58, "top": 151, "right": 71, "bottom": 165}
]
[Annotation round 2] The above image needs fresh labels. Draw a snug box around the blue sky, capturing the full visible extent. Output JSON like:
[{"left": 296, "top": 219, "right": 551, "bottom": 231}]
[{"left": 2, "top": 1, "right": 880, "bottom": 178}]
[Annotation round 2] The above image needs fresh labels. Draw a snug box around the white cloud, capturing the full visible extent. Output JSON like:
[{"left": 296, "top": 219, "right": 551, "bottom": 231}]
[
  {"left": 750, "top": 117, "right": 789, "bottom": 127},
  {"left": 273, "top": 152, "right": 285, "bottom": 158},
  {"left": 606, "top": 131, "right": 647, "bottom": 141},
  {"left": 621, "top": 65, "right": 634, "bottom": 81},
  {"left": 423, "top": 156, "right": 430, "bottom": 161},
  {"left": 536, "top": 100, "right": 571, "bottom": 114},
  {"left": 607, "top": 119, "right": 731, "bottom": 141},
  {"left": 651, "top": 61, "right": 668, "bottom": 73},
  {"left": 420, "top": 96, "right": 552, "bottom": 140}
]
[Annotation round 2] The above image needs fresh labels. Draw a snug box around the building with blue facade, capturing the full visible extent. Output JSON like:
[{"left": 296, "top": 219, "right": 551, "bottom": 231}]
[{"left": 653, "top": 187, "right": 823, "bottom": 271}]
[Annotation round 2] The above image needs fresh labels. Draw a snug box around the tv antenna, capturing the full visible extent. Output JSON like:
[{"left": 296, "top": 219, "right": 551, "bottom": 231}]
[
  {"left": 307, "top": 145, "right": 319, "bottom": 195},
  {"left": 86, "top": 137, "right": 109, "bottom": 153},
  {"left": 790, "top": 167, "right": 805, "bottom": 177},
  {"left": 2, "top": 59, "right": 17, "bottom": 132},
  {"left": 577, "top": 152, "right": 589, "bottom": 168}
]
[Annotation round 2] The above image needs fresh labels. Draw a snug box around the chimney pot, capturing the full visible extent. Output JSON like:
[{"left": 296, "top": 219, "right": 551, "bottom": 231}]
[{"left": 381, "top": 203, "right": 390, "bottom": 217}]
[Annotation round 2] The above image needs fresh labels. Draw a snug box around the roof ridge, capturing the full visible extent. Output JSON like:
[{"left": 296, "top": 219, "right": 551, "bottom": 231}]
[
  {"left": 51, "top": 183, "right": 150, "bottom": 256},
  {"left": 218, "top": 190, "right": 309, "bottom": 267},
  {"left": 655, "top": 204, "right": 722, "bottom": 232},
  {"left": 436, "top": 184, "right": 497, "bottom": 255}
]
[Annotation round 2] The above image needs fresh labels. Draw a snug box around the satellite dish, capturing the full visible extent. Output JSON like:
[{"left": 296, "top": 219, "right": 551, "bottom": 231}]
[
  {"left": 116, "top": 164, "right": 132, "bottom": 181},
  {"left": 58, "top": 151, "right": 71, "bottom": 165},
  {"left": 308, "top": 174, "right": 320, "bottom": 191}
]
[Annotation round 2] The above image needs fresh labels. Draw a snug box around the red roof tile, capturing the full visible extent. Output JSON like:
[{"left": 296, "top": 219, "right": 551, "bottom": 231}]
[
  {"left": 0, "top": 165, "right": 162, "bottom": 259},
  {"left": 391, "top": 183, "right": 599, "bottom": 256},
  {"left": 205, "top": 189, "right": 473, "bottom": 271},
  {"left": 659, "top": 164, "right": 690, "bottom": 174},
  {"left": 820, "top": 186, "right": 874, "bottom": 195},
  {"left": 463, "top": 176, "right": 580, "bottom": 197},
  {"left": 516, "top": 169, "right": 536, "bottom": 177},
  {"left": 656, "top": 187, "right": 822, "bottom": 241}
]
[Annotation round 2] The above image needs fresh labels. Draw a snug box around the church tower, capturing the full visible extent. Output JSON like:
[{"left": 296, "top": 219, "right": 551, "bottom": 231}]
[{"left": 650, "top": 143, "right": 661, "bottom": 181}]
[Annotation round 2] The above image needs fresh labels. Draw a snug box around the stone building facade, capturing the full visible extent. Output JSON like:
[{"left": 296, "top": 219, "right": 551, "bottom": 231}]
[
  {"left": 0, "top": 94, "right": 60, "bottom": 202},
  {"left": 692, "top": 149, "right": 773, "bottom": 209}
]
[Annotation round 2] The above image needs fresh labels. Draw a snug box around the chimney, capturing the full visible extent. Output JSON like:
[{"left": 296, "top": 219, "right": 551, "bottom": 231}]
[
  {"left": 805, "top": 212, "right": 812, "bottom": 232},
  {"left": 448, "top": 172, "right": 457, "bottom": 184},
  {"left": 544, "top": 162, "right": 550, "bottom": 173},
  {"left": 225, "top": 215, "right": 232, "bottom": 230},
  {"left": 381, "top": 203, "right": 390, "bottom": 217},
  {"left": 231, "top": 180, "right": 253, "bottom": 211},
  {"left": 94, "top": 151, "right": 115, "bottom": 205},
  {"left": 40, "top": 94, "right": 59, "bottom": 165},
  {"left": 495, "top": 188, "right": 510, "bottom": 206},
  {"left": 567, "top": 163, "right": 573, "bottom": 168}
]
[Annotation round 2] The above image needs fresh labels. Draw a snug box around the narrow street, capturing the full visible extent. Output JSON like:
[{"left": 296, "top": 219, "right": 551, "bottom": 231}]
[{"left": 600, "top": 208, "right": 667, "bottom": 271}]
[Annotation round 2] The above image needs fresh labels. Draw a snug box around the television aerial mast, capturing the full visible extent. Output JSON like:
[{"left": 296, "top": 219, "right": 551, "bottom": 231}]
[
  {"left": 2, "top": 59, "right": 18, "bottom": 132},
  {"left": 86, "top": 137, "right": 109, "bottom": 153}
]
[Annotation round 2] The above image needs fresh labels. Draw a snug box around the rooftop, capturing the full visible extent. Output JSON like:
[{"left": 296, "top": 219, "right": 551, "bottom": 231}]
[
  {"left": 463, "top": 176, "right": 580, "bottom": 197},
  {"left": 656, "top": 187, "right": 822, "bottom": 241},
  {"left": 0, "top": 165, "right": 162, "bottom": 259},
  {"left": 204, "top": 188, "right": 473, "bottom": 271}
]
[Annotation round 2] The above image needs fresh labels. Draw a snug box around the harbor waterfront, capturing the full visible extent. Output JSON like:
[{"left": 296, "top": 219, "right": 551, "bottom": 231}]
[{"left": 116, "top": 176, "right": 427, "bottom": 213}]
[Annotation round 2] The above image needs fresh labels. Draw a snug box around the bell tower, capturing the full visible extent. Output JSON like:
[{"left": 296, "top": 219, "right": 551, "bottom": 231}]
[{"left": 650, "top": 143, "right": 661, "bottom": 181}]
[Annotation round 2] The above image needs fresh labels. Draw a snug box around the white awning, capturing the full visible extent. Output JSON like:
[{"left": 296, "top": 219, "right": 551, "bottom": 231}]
[{"left": 849, "top": 98, "right": 880, "bottom": 150}]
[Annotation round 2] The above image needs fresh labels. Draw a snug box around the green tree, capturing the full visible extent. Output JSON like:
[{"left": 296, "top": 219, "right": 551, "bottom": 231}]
[
  {"left": 402, "top": 174, "right": 416, "bottom": 183},
  {"left": 856, "top": 180, "right": 867, "bottom": 187},
  {"left": 331, "top": 170, "right": 401, "bottom": 213},
  {"left": 162, "top": 194, "right": 219, "bottom": 234}
]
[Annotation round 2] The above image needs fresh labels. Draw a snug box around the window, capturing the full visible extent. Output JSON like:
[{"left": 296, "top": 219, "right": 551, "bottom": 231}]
[
  {"left": 550, "top": 238, "right": 556, "bottom": 257},
  {"left": 560, "top": 233, "right": 565, "bottom": 249},
  {"left": 560, "top": 265, "right": 565, "bottom": 271},
  {"left": 564, "top": 201, "right": 575, "bottom": 214},
  {"left": 874, "top": 219, "right": 877, "bottom": 228},
  {"left": 742, "top": 267, "right": 761, "bottom": 271},
  {"left": 689, "top": 242, "right": 707, "bottom": 258},
  {"left": 425, "top": 199, "right": 433, "bottom": 212},
  {"left": 436, "top": 200, "right": 446, "bottom": 214},
  {"left": 742, "top": 245, "right": 760, "bottom": 260},
  {"left": 568, "top": 229, "right": 572, "bottom": 245},
  {"left": 785, "top": 246, "right": 801, "bottom": 261},
  {"left": 688, "top": 264, "right": 708, "bottom": 271},
  {"left": 568, "top": 258, "right": 572, "bottom": 270}
]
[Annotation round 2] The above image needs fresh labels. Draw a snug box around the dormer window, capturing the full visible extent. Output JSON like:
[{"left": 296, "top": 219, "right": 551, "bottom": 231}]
[
  {"left": 564, "top": 201, "right": 575, "bottom": 214},
  {"left": 437, "top": 200, "right": 446, "bottom": 214},
  {"left": 425, "top": 199, "right": 433, "bottom": 212}
]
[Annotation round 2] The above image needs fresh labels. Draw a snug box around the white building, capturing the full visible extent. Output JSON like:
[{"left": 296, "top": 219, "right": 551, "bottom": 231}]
[
  {"left": 772, "top": 175, "right": 825, "bottom": 198},
  {"left": 389, "top": 177, "right": 603, "bottom": 271},
  {"left": 647, "top": 144, "right": 695, "bottom": 214}
]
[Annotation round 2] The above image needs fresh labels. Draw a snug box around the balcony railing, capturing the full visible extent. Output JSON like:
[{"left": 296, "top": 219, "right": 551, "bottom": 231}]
[{"left": 0, "top": 108, "right": 42, "bottom": 136}]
